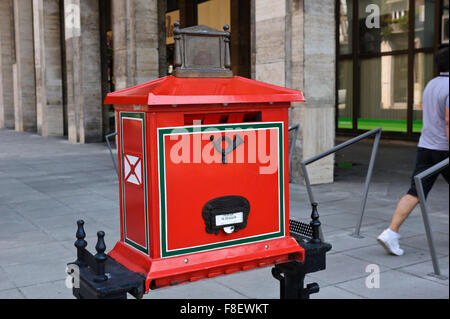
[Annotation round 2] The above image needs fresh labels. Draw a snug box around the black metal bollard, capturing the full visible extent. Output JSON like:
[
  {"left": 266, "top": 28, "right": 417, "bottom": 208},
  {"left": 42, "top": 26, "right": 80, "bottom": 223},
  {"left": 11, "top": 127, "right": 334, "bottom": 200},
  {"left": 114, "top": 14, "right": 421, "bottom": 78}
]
[
  {"left": 309, "top": 202, "right": 321, "bottom": 244},
  {"left": 94, "top": 231, "right": 108, "bottom": 282},
  {"left": 71, "top": 220, "right": 146, "bottom": 299},
  {"left": 74, "top": 220, "right": 87, "bottom": 266}
]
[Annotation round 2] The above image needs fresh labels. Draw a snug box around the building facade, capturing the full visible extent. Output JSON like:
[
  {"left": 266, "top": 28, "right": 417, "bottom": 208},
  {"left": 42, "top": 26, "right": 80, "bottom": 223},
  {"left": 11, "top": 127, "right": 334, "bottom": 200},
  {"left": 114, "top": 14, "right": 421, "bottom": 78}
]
[{"left": 0, "top": 0, "right": 447, "bottom": 184}]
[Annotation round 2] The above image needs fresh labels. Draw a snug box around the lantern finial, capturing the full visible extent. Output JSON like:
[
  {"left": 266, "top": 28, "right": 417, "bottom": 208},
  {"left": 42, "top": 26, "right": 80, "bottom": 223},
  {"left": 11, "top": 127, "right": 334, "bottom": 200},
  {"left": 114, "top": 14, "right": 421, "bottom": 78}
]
[{"left": 172, "top": 22, "right": 233, "bottom": 78}]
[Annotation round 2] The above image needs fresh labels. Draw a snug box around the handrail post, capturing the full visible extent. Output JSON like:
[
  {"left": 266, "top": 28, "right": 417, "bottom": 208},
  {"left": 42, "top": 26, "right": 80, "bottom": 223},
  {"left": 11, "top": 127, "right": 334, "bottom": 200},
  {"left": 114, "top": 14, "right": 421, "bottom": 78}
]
[
  {"left": 288, "top": 124, "right": 300, "bottom": 180},
  {"left": 352, "top": 128, "right": 382, "bottom": 238},
  {"left": 301, "top": 127, "right": 382, "bottom": 239},
  {"left": 414, "top": 158, "right": 449, "bottom": 280}
]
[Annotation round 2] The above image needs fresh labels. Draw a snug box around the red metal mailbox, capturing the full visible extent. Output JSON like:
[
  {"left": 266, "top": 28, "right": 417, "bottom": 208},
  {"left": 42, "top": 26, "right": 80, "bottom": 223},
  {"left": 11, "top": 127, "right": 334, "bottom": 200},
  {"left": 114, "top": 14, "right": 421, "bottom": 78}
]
[
  {"left": 105, "top": 78, "right": 305, "bottom": 290},
  {"left": 68, "top": 24, "right": 330, "bottom": 299}
]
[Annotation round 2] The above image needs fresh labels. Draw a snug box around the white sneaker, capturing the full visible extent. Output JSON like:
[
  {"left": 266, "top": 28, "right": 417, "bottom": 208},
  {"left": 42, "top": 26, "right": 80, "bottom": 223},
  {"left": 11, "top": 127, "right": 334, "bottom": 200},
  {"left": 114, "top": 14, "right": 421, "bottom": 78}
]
[{"left": 377, "top": 229, "right": 404, "bottom": 256}]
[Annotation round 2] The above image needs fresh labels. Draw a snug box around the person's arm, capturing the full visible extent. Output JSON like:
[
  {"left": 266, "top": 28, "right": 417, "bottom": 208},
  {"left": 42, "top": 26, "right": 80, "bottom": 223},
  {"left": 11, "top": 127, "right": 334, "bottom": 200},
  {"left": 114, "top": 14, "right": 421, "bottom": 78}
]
[
  {"left": 446, "top": 106, "right": 449, "bottom": 142},
  {"left": 446, "top": 95, "right": 449, "bottom": 142}
]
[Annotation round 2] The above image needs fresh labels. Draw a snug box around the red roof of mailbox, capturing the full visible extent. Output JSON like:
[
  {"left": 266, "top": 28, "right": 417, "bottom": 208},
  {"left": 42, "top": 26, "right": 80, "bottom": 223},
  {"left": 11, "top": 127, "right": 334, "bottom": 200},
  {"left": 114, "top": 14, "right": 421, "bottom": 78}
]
[{"left": 104, "top": 76, "right": 305, "bottom": 106}]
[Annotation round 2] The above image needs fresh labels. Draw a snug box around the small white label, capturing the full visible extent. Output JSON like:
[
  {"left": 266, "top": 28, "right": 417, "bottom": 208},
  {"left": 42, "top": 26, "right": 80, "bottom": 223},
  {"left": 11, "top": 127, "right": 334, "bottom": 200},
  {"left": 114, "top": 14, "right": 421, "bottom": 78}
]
[{"left": 215, "top": 212, "right": 243, "bottom": 226}]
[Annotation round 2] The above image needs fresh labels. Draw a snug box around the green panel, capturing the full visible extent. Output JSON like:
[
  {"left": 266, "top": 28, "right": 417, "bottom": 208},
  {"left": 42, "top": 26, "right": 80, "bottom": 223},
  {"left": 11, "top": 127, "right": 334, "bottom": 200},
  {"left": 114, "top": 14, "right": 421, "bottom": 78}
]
[
  {"left": 357, "top": 118, "right": 407, "bottom": 132},
  {"left": 338, "top": 118, "right": 423, "bottom": 133},
  {"left": 412, "top": 120, "right": 423, "bottom": 133},
  {"left": 338, "top": 118, "right": 353, "bottom": 129}
]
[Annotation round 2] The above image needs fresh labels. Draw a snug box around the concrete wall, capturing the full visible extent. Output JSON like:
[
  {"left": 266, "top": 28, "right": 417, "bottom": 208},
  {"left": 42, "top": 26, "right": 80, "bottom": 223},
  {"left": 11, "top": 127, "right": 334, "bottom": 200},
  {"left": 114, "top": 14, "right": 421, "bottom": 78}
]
[
  {"left": 12, "top": 0, "right": 37, "bottom": 132},
  {"left": 0, "top": 1, "right": 14, "bottom": 129},
  {"left": 33, "top": 0, "right": 64, "bottom": 136}
]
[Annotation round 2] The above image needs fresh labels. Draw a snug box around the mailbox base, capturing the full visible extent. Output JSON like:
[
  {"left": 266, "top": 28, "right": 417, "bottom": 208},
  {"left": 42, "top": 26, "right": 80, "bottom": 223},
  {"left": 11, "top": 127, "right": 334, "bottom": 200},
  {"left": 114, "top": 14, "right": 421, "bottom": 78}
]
[
  {"left": 109, "top": 236, "right": 305, "bottom": 292},
  {"left": 69, "top": 218, "right": 330, "bottom": 299},
  {"left": 69, "top": 255, "right": 146, "bottom": 299},
  {"left": 272, "top": 235, "right": 332, "bottom": 299}
]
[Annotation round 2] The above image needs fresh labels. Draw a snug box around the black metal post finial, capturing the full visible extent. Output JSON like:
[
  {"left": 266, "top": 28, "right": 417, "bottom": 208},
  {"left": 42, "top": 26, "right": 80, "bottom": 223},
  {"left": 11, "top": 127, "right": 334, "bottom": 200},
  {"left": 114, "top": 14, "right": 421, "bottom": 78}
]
[
  {"left": 74, "top": 220, "right": 87, "bottom": 265},
  {"left": 94, "top": 231, "right": 108, "bottom": 282},
  {"left": 309, "top": 202, "right": 321, "bottom": 244},
  {"left": 173, "top": 21, "right": 182, "bottom": 68},
  {"left": 223, "top": 25, "right": 231, "bottom": 69}
]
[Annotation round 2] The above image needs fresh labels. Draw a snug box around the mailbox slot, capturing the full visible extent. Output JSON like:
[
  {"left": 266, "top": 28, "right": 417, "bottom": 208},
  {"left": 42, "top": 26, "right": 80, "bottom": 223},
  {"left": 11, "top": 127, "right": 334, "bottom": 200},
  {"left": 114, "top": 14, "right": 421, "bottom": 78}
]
[
  {"left": 202, "top": 195, "right": 250, "bottom": 235},
  {"left": 184, "top": 111, "right": 262, "bottom": 125}
]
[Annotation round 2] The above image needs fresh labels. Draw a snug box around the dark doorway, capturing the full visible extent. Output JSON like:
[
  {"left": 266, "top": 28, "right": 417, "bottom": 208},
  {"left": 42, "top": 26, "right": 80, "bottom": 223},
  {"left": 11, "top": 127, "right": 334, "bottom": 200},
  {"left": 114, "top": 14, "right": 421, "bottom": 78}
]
[{"left": 99, "top": 0, "right": 114, "bottom": 138}]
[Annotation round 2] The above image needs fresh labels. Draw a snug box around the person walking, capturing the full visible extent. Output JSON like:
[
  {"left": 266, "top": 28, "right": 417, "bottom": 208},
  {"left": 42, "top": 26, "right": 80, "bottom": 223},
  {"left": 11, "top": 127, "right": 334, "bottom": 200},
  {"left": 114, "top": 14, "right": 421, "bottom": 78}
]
[{"left": 377, "top": 45, "right": 449, "bottom": 256}]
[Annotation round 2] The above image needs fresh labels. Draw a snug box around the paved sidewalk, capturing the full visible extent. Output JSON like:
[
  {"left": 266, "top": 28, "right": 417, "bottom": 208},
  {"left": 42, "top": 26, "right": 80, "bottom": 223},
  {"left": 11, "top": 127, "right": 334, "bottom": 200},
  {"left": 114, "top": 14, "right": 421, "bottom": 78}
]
[{"left": 0, "top": 129, "right": 448, "bottom": 299}]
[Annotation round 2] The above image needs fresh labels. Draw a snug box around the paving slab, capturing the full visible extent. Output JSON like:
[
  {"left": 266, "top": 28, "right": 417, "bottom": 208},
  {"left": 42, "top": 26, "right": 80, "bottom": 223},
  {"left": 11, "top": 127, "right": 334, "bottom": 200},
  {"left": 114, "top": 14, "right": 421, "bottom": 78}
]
[
  {"left": 290, "top": 199, "right": 350, "bottom": 218},
  {"left": 0, "top": 242, "right": 74, "bottom": 268},
  {"left": 343, "top": 243, "right": 444, "bottom": 270},
  {"left": 336, "top": 269, "right": 449, "bottom": 299},
  {"left": 0, "top": 188, "right": 51, "bottom": 204},
  {"left": 2, "top": 257, "right": 70, "bottom": 288},
  {"left": 47, "top": 220, "right": 116, "bottom": 244},
  {"left": 13, "top": 205, "right": 78, "bottom": 220},
  {"left": 402, "top": 233, "right": 450, "bottom": 256},
  {"left": 213, "top": 267, "right": 281, "bottom": 299},
  {"left": 143, "top": 278, "right": 249, "bottom": 299},
  {"left": 356, "top": 220, "right": 428, "bottom": 239},
  {"left": 320, "top": 212, "right": 385, "bottom": 230},
  {"left": 0, "top": 209, "right": 27, "bottom": 224},
  {"left": 312, "top": 285, "right": 364, "bottom": 299},
  {"left": 0, "top": 267, "right": 16, "bottom": 291},
  {"left": 400, "top": 215, "right": 450, "bottom": 236},
  {"left": 19, "top": 279, "right": 75, "bottom": 299},
  {"left": 306, "top": 253, "right": 390, "bottom": 286},
  {"left": 8, "top": 198, "right": 68, "bottom": 213},
  {"left": 397, "top": 256, "right": 449, "bottom": 284},
  {"left": 0, "top": 129, "right": 447, "bottom": 299},
  {"left": 323, "top": 232, "right": 378, "bottom": 254},
  {"left": 0, "top": 229, "right": 54, "bottom": 250},
  {"left": 0, "top": 288, "right": 25, "bottom": 299},
  {"left": 0, "top": 219, "right": 39, "bottom": 234}
]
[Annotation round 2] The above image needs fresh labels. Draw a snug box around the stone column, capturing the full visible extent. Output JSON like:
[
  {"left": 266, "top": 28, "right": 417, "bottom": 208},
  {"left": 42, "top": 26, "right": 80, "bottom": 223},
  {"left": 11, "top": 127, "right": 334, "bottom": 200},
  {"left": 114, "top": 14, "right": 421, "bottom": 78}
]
[
  {"left": 33, "top": 0, "right": 64, "bottom": 136},
  {"left": 254, "top": 0, "right": 336, "bottom": 185},
  {"left": 0, "top": 1, "right": 14, "bottom": 129},
  {"left": 300, "top": 0, "right": 335, "bottom": 184},
  {"left": 112, "top": 0, "right": 159, "bottom": 92},
  {"left": 288, "top": 0, "right": 305, "bottom": 182},
  {"left": 12, "top": 0, "right": 37, "bottom": 132},
  {"left": 254, "top": 0, "right": 286, "bottom": 87},
  {"left": 64, "top": 0, "right": 103, "bottom": 143}
]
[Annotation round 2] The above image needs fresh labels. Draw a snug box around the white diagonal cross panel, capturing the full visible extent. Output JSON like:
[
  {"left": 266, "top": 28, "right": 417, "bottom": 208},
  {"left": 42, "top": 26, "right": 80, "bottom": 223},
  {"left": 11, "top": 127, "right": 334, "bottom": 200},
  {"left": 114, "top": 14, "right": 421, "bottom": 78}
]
[{"left": 124, "top": 154, "right": 142, "bottom": 185}]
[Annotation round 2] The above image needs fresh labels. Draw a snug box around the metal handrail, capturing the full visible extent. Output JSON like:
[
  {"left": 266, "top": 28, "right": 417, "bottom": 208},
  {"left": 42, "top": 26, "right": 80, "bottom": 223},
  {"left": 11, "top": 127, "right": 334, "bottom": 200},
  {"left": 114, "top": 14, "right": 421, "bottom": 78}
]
[
  {"left": 105, "top": 132, "right": 118, "bottom": 176},
  {"left": 414, "top": 157, "right": 449, "bottom": 280},
  {"left": 301, "top": 127, "right": 382, "bottom": 238},
  {"left": 288, "top": 124, "right": 300, "bottom": 179}
]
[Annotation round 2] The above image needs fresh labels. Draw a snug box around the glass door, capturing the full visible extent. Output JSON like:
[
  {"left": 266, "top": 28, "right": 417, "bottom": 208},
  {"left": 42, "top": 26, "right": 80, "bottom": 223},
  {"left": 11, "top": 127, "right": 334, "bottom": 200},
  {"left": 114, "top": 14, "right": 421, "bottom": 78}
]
[{"left": 336, "top": 0, "right": 444, "bottom": 137}]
